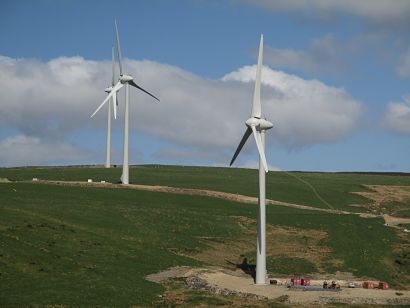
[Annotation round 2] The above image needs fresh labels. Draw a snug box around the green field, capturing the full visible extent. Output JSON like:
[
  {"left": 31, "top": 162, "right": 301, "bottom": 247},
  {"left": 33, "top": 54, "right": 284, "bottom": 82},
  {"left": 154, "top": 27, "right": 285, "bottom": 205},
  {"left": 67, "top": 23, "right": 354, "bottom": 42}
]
[
  {"left": 3, "top": 165, "right": 410, "bottom": 211},
  {"left": 1, "top": 166, "right": 409, "bottom": 306}
]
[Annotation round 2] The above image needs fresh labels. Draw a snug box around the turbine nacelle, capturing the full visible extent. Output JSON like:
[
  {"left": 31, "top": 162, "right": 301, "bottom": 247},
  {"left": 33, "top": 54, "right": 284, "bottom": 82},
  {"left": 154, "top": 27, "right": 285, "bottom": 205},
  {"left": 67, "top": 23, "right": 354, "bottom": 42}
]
[
  {"left": 245, "top": 117, "right": 273, "bottom": 131},
  {"left": 104, "top": 86, "right": 113, "bottom": 93},
  {"left": 120, "top": 74, "right": 134, "bottom": 83}
]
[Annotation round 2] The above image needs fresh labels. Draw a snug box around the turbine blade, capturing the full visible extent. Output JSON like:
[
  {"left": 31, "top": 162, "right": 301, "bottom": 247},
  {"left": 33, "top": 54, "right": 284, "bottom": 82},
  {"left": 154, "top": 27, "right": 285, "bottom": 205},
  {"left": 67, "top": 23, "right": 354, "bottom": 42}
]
[
  {"left": 111, "top": 46, "right": 115, "bottom": 86},
  {"left": 91, "top": 81, "right": 123, "bottom": 118},
  {"left": 129, "top": 80, "right": 160, "bottom": 101},
  {"left": 115, "top": 20, "right": 123, "bottom": 76},
  {"left": 251, "top": 125, "right": 268, "bottom": 173},
  {"left": 112, "top": 91, "right": 117, "bottom": 119},
  {"left": 91, "top": 94, "right": 111, "bottom": 119},
  {"left": 230, "top": 127, "right": 252, "bottom": 166},
  {"left": 251, "top": 34, "right": 263, "bottom": 118},
  {"left": 112, "top": 80, "right": 124, "bottom": 92}
]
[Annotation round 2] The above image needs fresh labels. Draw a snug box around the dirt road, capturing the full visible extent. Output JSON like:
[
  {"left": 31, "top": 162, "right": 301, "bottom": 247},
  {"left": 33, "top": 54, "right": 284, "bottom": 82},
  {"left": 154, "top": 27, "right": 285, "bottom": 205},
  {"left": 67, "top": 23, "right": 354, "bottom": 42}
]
[{"left": 24, "top": 179, "right": 358, "bottom": 215}]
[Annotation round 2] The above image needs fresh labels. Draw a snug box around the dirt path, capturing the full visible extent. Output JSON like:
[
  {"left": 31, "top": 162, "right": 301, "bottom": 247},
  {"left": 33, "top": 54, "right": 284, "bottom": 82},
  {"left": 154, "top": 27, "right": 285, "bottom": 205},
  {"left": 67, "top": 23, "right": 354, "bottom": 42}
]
[
  {"left": 383, "top": 214, "right": 410, "bottom": 228},
  {"left": 7, "top": 180, "right": 409, "bottom": 227},
  {"left": 23, "top": 179, "right": 357, "bottom": 216},
  {"left": 283, "top": 171, "right": 335, "bottom": 210},
  {"left": 353, "top": 185, "right": 410, "bottom": 207}
]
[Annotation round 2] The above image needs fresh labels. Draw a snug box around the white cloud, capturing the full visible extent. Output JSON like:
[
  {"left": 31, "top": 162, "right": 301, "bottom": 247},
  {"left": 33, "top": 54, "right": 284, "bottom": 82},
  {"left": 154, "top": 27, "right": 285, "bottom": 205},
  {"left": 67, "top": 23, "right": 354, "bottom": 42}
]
[
  {"left": 243, "top": 0, "right": 410, "bottom": 24},
  {"left": 383, "top": 96, "right": 410, "bottom": 135},
  {"left": 0, "top": 134, "right": 89, "bottom": 167},
  {"left": 0, "top": 55, "right": 362, "bottom": 166},
  {"left": 223, "top": 66, "right": 362, "bottom": 148},
  {"left": 241, "top": 2, "right": 407, "bottom": 79},
  {"left": 0, "top": 55, "right": 108, "bottom": 138},
  {"left": 265, "top": 36, "right": 341, "bottom": 74}
]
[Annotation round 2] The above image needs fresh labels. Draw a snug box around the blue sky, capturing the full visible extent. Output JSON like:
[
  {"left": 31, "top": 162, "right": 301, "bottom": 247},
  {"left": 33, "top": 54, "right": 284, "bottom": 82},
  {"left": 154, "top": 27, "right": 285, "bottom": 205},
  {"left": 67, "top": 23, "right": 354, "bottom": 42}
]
[{"left": 1, "top": 0, "right": 410, "bottom": 171}]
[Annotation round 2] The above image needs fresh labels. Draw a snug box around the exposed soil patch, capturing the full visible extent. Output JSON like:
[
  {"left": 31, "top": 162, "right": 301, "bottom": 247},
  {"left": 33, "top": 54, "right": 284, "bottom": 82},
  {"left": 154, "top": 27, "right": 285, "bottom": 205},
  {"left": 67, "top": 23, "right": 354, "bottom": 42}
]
[
  {"left": 148, "top": 266, "right": 410, "bottom": 306},
  {"left": 146, "top": 266, "right": 194, "bottom": 283},
  {"left": 383, "top": 214, "right": 410, "bottom": 228},
  {"left": 169, "top": 216, "right": 338, "bottom": 275},
  {"left": 360, "top": 185, "right": 410, "bottom": 205},
  {"left": 352, "top": 185, "right": 410, "bottom": 213},
  {"left": 198, "top": 268, "right": 410, "bottom": 306}
]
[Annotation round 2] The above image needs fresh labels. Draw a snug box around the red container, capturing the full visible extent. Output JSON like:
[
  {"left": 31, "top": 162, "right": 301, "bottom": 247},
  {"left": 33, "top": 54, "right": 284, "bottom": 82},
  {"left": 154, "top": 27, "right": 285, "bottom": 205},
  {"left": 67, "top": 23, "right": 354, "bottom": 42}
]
[
  {"left": 379, "top": 282, "right": 389, "bottom": 289},
  {"left": 301, "top": 278, "right": 311, "bottom": 286},
  {"left": 363, "top": 281, "right": 374, "bottom": 289},
  {"left": 291, "top": 277, "right": 301, "bottom": 285}
]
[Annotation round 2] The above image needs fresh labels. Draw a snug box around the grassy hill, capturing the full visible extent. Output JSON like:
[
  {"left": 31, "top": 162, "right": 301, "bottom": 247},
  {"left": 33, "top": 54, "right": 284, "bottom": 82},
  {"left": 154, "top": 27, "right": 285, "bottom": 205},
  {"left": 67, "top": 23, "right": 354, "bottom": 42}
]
[{"left": 1, "top": 165, "right": 409, "bottom": 306}]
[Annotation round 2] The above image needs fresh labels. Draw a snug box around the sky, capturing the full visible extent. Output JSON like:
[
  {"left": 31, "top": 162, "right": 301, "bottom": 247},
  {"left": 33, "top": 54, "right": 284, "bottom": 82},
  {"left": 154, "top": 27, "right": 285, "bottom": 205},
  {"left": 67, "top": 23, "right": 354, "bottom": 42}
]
[{"left": 0, "top": 0, "right": 410, "bottom": 172}]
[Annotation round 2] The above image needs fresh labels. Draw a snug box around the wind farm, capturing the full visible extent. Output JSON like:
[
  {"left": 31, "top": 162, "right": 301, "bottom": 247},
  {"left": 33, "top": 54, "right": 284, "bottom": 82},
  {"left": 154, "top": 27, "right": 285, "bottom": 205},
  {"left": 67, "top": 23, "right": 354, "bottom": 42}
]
[
  {"left": 91, "top": 21, "right": 159, "bottom": 183},
  {"left": 2, "top": 1, "right": 410, "bottom": 306},
  {"left": 2, "top": 165, "right": 410, "bottom": 306}
]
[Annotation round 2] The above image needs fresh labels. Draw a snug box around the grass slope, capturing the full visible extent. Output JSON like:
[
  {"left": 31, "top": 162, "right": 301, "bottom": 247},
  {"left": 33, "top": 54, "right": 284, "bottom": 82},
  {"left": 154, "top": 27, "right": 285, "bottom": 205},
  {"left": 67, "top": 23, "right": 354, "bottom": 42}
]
[
  {"left": 2, "top": 165, "right": 410, "bottom": 211},
  {"left": 0, "top": 166, "right": 409, "bottom": 305},
  {"left": 1, "top": 183, "right": 239, "bottom": 305}
]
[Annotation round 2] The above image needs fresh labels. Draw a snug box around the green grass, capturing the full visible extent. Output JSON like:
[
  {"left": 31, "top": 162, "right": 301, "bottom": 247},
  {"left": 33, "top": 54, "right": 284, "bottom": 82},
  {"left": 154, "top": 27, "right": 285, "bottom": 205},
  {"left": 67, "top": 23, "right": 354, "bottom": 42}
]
[
  {"left": 267, "top": 256, "right": 317, "bottom": 275},
  {"left": 0, "top": 166, "right": 409, "bottom": 305},
  {"left": 397, "top": 210, "right": 410, "bottom": 217},
  {"left": 184, "top": 291, "right": 233, "bottom": 306},
  {"left": 1, "top": 183, "right": 241, "bottom": 306},
  {"left": 2, "top": 165, "right": 410, "bottom": 213}
]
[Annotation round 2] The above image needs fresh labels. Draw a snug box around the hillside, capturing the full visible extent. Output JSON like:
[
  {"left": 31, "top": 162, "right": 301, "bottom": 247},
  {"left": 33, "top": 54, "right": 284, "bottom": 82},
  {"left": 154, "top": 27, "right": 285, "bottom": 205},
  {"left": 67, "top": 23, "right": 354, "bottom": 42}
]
[{"left": 1, "top": 165, "right": 409, "bottom": 306}]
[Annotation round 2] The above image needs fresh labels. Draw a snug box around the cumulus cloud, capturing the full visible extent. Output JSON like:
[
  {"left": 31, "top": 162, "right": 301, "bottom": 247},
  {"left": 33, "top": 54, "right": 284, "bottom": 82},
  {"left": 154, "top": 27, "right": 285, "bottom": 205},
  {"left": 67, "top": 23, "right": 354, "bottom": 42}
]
[
  {"left": 0, "top": 134, "right": 90, "bottom": 167},
  {"left": 242, "top": 0, "right": 410, "bottom": 24},
  {"left": 0, "top": 55, "right": 109, "bottom": 137},
  {"left": 0, "top": 55, "right": 362, "bottom": 166},
  {"left": 265, "top": 36, "right": 341, "bottom": 74},
  {"left": 223, "top": 66, "right": 362, "bottom": 148},
  {"left": 383, "top": 96, "right": 410, "bottom": 135},
  {"left": 265, "top": 32, "right": 396, "bottom": 76},
  {"left": 243, "top": 1, "right": 407, "bottom": 78}
]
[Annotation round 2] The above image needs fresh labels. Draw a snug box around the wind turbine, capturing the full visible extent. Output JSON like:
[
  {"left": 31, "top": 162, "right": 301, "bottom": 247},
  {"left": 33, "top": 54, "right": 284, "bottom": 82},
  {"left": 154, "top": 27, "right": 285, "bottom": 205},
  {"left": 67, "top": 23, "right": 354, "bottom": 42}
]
[
  {"left": 229, "top": 34, "right": 273, "bottom": 285},
  {"left": 90, "top": 47, "right": 118, "bottom": 168},
  {"left": 95, "top": 20, "right": 160, "bottom": 184}
]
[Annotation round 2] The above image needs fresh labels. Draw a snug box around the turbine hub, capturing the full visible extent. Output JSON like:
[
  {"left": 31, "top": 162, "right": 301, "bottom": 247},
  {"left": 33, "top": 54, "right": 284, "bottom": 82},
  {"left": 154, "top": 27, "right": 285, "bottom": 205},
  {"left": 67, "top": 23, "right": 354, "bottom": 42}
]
[
  {"left": 104, "top": 86, "right": 113, "bottom": 93},
  {"left": 246, "top": 117, "right": 273, "bottom": 131},
  {"left": 120, "top": 74, "right": 134, "bottom": 83}
]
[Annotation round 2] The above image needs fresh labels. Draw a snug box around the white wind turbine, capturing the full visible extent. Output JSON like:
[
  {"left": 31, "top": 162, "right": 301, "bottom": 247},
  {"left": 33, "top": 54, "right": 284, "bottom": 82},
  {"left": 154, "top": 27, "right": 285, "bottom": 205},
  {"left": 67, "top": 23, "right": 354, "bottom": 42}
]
[
  {"left": 229, "top": 34, "right": 273, "bottom": 285},
  {"left": 93, "top": 20, "right": 159, "bottom": 184},
  {"left": 90, "top": 47, "right": 118, "bottom": 168}
]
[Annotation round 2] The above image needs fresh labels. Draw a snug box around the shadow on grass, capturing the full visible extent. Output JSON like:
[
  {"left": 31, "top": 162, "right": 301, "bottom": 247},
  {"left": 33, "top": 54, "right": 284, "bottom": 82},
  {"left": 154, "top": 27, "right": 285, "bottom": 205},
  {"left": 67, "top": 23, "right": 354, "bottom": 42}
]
[{"left": 227, "top": 257, "right": 256, "bottom": 282}]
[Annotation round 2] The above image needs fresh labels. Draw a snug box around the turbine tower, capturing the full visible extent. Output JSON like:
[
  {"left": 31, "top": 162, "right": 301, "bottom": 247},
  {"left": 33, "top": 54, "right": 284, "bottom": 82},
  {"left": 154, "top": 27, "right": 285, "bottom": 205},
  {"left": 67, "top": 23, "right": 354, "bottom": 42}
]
[
  {"left": 90, "top": 47, "right": 118, "bottom": 168},
  {"left": 94, "top": 20, "right": 159, "bottom": 184},
  {"left": 229, "top": 34, "right": 273, "bottom": 285}
]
